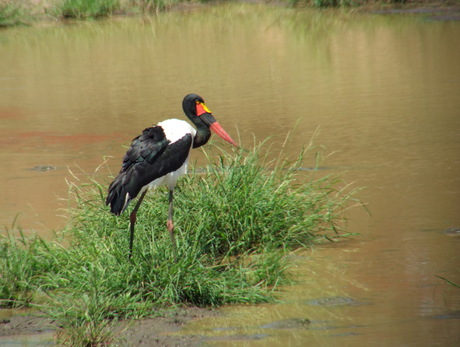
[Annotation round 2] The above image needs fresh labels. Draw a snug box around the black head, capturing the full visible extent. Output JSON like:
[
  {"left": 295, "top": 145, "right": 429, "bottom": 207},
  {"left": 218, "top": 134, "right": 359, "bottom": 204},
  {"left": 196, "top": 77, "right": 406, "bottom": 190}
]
[
  {"left": 181, "top": 93, "right": 237, "bottom": 147},
  {"left": 182, "top": 93, "right": 206, "bottom": 117}
]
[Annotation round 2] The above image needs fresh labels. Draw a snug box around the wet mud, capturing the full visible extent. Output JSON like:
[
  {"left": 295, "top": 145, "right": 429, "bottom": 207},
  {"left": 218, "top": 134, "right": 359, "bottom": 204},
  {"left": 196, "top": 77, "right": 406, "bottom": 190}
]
[{"left": 0, "top": 307, "right": 219, "bottom": 346}]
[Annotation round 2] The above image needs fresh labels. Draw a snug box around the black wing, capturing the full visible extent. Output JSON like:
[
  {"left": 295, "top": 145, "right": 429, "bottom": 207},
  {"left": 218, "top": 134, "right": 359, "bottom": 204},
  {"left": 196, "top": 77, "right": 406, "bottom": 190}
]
[
  {"left": 121, "top": 126, "right": 169, "bottom": 173},
  {"left": 106, "top": 126, "right": 192, "bottom": 215}
]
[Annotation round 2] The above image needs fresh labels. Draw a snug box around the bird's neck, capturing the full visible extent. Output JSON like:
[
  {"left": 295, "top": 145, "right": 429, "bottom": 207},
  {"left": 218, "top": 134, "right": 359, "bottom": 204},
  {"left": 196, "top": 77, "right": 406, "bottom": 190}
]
[{"left": 193, "top": 126, "right": 211, "bottom": 148}]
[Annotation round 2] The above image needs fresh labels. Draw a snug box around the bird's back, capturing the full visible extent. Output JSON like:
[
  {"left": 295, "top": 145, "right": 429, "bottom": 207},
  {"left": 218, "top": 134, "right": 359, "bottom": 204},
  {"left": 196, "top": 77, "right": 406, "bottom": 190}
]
[{"left": 106, "top": 119, "right": 196, "bottom": 215}]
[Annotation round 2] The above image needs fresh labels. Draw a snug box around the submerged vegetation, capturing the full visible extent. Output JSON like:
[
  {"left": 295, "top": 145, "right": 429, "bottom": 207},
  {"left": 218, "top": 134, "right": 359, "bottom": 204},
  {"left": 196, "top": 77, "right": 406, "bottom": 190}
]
[{"left": 0, "top": 141, "right": 360, "bottom": 345}]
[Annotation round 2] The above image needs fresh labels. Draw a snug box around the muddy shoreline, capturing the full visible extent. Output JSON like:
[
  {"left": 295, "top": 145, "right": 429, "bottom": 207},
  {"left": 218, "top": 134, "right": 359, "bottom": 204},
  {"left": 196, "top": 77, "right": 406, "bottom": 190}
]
[{"left": 0, "top": 306, "right": 220, "bottom": 346}]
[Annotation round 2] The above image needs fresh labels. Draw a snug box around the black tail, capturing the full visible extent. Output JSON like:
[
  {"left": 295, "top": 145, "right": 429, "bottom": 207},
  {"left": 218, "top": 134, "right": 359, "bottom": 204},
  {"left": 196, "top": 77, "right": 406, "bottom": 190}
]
[{"left": 106, "top": 176, "right": 131, "bottom": 216}]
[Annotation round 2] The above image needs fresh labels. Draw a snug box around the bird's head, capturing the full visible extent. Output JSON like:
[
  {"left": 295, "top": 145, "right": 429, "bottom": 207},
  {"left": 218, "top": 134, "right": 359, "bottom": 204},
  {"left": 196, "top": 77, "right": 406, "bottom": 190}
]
[{"left": 182, "top": 93, "right": 237, "bottom": 147}]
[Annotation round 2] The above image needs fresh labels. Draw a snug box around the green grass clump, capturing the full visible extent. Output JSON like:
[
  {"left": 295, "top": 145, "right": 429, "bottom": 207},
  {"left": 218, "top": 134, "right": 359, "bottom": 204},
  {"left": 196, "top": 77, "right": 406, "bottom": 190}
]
[
  {"left": 0, "top": 140, "right": 359, "bottom": 345},
  {"left": 175, "top": 146, "right": 347, "bottom": 257},
  {"left": 55, "top": 0, "right": 120, "bottom": 19},
  {"left": 0, "top": 1, "right": 30, "bottom": 27}
]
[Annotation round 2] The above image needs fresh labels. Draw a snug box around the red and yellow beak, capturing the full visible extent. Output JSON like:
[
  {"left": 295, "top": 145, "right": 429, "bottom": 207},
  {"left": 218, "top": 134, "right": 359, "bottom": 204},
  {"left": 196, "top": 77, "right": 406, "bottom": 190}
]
[
  {"left": 196, "top": 102, "right": 237, "bottom": 147},
  {"left": 209, "top": 122, "right": 238, "bottom": 146}
]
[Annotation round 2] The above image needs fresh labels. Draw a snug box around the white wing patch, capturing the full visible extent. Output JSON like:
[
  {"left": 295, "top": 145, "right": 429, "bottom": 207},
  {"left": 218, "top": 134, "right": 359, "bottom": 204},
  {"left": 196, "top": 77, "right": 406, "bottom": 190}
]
[{"left": 158, "top": 119, "right": 196, "bottom": 144}]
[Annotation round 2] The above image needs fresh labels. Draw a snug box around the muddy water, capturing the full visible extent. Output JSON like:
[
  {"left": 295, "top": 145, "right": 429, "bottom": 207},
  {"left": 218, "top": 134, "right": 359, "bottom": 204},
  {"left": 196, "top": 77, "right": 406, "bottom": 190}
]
[{"left": 1, "top": 3, "right": 459, "bottom": 345}]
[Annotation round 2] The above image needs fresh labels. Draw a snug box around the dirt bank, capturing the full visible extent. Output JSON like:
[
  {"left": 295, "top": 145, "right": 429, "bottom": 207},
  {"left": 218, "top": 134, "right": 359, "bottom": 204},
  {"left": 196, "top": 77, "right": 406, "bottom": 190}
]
[{"left": 0, "top": 306, "right": 219, "bottom": 346}]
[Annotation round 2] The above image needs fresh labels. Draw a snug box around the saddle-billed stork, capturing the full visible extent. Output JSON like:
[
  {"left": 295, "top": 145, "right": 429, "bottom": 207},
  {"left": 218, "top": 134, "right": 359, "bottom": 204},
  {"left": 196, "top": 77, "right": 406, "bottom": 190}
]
[{"left": 106, "top": 93, "right": 237, "bottom": 258}]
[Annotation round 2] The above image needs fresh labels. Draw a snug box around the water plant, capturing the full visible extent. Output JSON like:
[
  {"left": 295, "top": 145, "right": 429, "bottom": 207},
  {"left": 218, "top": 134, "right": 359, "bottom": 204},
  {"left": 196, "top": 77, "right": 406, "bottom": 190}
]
[
  {"left": 0, "top": 139, "right": 360, "bottom": 345},
  {"left": 436, "top": 275, "right": 460, "bottom": 289}
]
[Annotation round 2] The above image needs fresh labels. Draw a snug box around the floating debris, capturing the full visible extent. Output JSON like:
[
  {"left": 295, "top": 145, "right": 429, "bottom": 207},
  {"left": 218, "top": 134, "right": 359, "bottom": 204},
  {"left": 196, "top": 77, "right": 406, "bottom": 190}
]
[
  {"left": 430, "top": 311, "right": 460, "bottom": 320},
  {"left": 306, "top": 296, "right": 364, "bottom": 307},
  {"left": 260, "top": 318, "right": 310, "bottom": 330},
  {"left": 444, "top": 228, "right": 460, "bottom": 236},
  {"left": 29, "top": 165, "right": 57, "bottom": 172}
]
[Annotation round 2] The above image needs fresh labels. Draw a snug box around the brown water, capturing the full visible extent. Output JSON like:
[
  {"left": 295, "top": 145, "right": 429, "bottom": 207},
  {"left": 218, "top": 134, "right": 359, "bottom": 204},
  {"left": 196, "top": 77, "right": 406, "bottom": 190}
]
[{"left": 1, "top": 3, "right": 459, "bottom": 345}]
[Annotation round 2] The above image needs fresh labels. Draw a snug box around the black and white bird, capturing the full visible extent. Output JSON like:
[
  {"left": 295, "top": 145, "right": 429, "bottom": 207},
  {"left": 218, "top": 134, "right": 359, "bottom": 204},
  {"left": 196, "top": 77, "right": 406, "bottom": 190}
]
[{"left": 106, "top": 93, "right": 237, "bottom": 258}]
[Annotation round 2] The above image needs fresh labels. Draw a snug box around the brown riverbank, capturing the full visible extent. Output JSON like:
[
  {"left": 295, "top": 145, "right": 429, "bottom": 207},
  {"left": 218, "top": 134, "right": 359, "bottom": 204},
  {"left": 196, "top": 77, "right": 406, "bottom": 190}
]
[{"left": 2, "top": 0, "right": 460, "bottom": 28}]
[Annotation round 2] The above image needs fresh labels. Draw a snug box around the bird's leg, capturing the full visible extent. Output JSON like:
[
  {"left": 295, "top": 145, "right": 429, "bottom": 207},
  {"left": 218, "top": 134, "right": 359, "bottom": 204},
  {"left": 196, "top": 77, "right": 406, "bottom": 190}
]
[
  {"left": 129, "top": 190, "right": 147, "bottom": 259},
  {"left": 167, "top": 189, "right": 178, "bottom": 260}
]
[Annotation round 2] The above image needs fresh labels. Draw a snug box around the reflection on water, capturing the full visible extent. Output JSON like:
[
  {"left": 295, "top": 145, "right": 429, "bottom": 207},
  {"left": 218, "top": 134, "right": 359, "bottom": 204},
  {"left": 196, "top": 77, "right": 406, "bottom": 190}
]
[{"left": 0, "top": 4, "right": 459, "bottom": 345}]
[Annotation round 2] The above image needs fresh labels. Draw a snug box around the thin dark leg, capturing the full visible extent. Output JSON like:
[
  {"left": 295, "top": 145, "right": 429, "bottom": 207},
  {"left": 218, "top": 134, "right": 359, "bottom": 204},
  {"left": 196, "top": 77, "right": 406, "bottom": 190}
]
[
  {"left": 166, "top": 189, "right": 178, "bottom": 259},
  {"left": 129, "top": 190, "right": 147, "bottom": 259}
]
